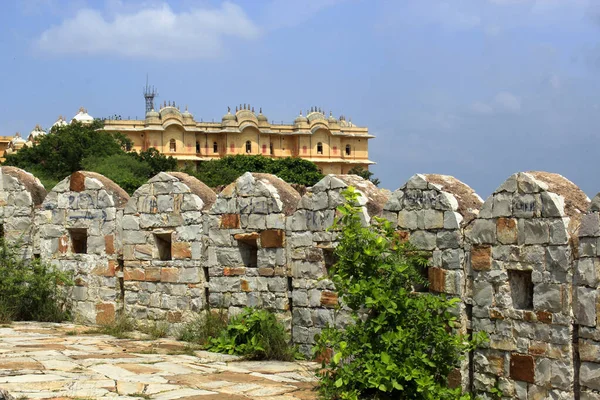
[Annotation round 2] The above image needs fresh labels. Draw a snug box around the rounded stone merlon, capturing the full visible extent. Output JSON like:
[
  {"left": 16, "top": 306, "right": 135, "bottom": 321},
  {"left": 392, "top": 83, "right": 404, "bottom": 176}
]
[
  {"left": 320, "top": 174, "right": 389, "bottom": 217},
  {"left": 0, "top": 166, "right": 47, "bottom": 206},
  {"left": 589, "top": 193, "right": 600, "bottom": 213},
  {"left": 63, "top": 171, "right": 130, "bottom": 208},
  {"left": 167, "top": 172, "right": 216, "bottom": 211}
]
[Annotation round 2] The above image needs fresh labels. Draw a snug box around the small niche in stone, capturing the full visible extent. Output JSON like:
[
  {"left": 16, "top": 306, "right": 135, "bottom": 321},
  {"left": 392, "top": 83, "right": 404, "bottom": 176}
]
[
  {"left": 69, "top": 228, "right": 88, "bottom": 254},
  {"left": 239, "top": 240, "right": 258, "bottom": 268},
  {"left": 509, "top": 270, "right": 534, "bottom": 310},
  {"left": 322, "top": 248, "right": 337, "bottom": 270},
  {"left": 154, "top": 233, "right": 172, "bottom": 261}
]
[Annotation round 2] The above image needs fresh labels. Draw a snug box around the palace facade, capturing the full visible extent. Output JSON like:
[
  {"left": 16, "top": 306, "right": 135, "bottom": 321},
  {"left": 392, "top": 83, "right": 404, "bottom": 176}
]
[{"left": 2, "top": 103, "right": 375, "bottom": 174}]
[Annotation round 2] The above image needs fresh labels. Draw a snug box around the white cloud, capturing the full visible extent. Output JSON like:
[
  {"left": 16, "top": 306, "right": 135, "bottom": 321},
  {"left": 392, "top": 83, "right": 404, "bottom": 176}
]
[
  {"left": 35, "top": 2, "right": 260, "bottom": 60},
  {"left": 494, "top": 91, "right": 521, "bottom": 112},
  {"left": 471, "top": 91, "right": 522, "bottom": 114}
]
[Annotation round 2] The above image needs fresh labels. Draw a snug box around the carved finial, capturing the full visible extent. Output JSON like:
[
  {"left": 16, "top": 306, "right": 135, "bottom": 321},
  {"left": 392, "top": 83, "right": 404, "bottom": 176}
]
[
  {"left": 259, "top": 107, "right": 262, "bottom": 114},
  {"left": 252, "top": 106, "right": 254, "bottom": 113},
  {"left": 173, "top": 101, "right": 176, "bottom": 107},
  {"left": 186, "top": 105, "right": 188, "bottom": 111},
  {"left": 228, "top": 106, "right": 231, "bottom": 113},
  {"left": 235, "top": 106, "right": 238, "bottom": 112}
]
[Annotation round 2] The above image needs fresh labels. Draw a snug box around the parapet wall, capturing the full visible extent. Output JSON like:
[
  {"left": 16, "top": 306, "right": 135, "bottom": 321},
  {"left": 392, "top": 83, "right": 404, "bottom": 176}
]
[{"left": 1, "top": 167, "right": 599, "bottom": 398}]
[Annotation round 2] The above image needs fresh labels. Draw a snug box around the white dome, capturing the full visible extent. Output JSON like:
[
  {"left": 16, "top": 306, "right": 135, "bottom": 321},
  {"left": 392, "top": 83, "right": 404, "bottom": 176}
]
[
  {"left": 52, "top": 115, "right": 68, "bottom": 127},
  {"left": 28, "top": 124, "right": 46, "bottom": 141},
  {"left": 10, "top": 133, "right": 26, "bottom": 146},
  {"left": 72, "top": 107, "right": 94, "bottom": 124}
]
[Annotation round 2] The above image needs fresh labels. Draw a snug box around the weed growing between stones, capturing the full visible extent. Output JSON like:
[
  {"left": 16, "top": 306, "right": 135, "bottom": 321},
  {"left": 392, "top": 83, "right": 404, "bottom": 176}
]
[
  {"left": 178, "top": 308, "right": 228, "bottom": 346},
  {"left": 138, "top": 321, "right": 169, "bottom": 339},
  {"left": 314, "top": 187, "right": 486, "bottom": 400},
  {"left": 207, "top": 308, "right": 300, "bottom": 361},
  {"left": 0, "top": 241, "right": 72, "bottom": 323},
  {"left": 92, "top": 313, "right": 135, "bottom": 339}
]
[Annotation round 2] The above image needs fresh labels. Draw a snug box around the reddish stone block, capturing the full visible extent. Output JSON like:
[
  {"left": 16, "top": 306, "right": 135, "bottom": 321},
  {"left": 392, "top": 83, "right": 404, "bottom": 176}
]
[
  {"left": 528, "top": 341, "right": 548, "bottom": 356},
  {"left": 220, "top": 214, "right": 240, "bottom": 229},
  {"left": 394, "top": 230, "right": 410, "bottom": 244},
  {"left": 58, "top": 235, "right": 69, "bottom": 254},
  {"left": 172, "top": 242, "right": 191, "bottom": 259},
  {"left": 510, "top": 353, "right": 535, "bottom": 383},
  {"left": 258, "top": 267, "right": 275, "bottom": 277},
  {"left": 428, "top": 267, "right": 446, "bottom": 293},
  {"left": 161, "top": 267, "right": 180, "bottom": 283},
  {"left": 124, "top": 268, "right": 145, "bottom": 281},
  {"left": 95, "top": 303, "right": 115, "bottom": 325},
  {"left": 260, "top": 230, "right": 285, "bottom": 248},
  {"left": 241, "top": 279, "right": 250, "bottom": 292},
  {"left": 536, "top": 310, "right": 552, "bottom": 324},
  {"left": 145, "top": 267, "right": 161, "bottom": 282},
  {"left": 321, "top": 291, "right": 338, "bottom": 308},
  {"left": 224, "top": 267, "right": 246, "bottom": 276},
  {"left": 471, "top": 245, "right": 492, "bottom": 271},
  {"left": 489, "top": 309, "right": 504, "bottom": 320},
  {"left": 447, "top": 368, "right": 462, "bottom": 389},
  {"left": 92, "top": 261, "right": 116, "bottom": 277},
  {"left": 104, "top": 235, "right": 115, "bottom": 255},
  {"left": 69, "top": 171, "right": 86, "bottom": 192},
  {"left": 497, "top": 217, "right": 518, "bottom": 244},
  {"left": 74, "top": 277, "right": 87, "bottom": 287},
  {"left": 167, "top": 311, "right": 182, "bottom": 323}
]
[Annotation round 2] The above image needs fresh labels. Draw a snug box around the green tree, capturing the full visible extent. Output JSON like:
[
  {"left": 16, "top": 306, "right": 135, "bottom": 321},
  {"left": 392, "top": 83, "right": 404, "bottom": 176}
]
[
  {"left": 81, "top": 154, "right": 152, "bottom": 195},
  {"left": 347, "top": 166, "right": 380, "bottom": 186},
  {"left": 131, "top": 147, "right": 178, "bottom": 176},
  {"left": 314, "top": 187, "right": 482, "bottom": 400},
  {"left": 188, "top": 155, "right": 323, "bottom": 187}
]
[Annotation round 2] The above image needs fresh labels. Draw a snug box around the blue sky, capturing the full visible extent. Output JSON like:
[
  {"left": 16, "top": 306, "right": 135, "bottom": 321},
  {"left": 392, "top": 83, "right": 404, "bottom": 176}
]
[{"left": 1, "top": 0, "right": 599, "bottom": 198}]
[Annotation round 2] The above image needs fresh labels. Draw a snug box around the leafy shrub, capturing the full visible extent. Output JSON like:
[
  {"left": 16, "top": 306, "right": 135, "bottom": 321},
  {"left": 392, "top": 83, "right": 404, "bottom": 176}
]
[
  {"left": 207, "top": 308, "right": 297, "bottom": 361},
  {"left": 94, "top": 313, "right": 135, "bottom": 339},
  {"left": 0, "top": 241, "right": 72, "bottom": 323},
  {"left": 178, "top": 309, "right": 228, "bottom": 345},
  {"left": 138, "top": 321, "right": 170, "bottom": 340},
  {"left": 314, "top": 187, "right": 484, "bottom": 400}
]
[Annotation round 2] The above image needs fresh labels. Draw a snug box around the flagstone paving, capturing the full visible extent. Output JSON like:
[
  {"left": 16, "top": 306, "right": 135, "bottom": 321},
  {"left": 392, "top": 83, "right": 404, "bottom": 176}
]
[{"left": 0, "top": 322, "right": 318, "bottom": 400}]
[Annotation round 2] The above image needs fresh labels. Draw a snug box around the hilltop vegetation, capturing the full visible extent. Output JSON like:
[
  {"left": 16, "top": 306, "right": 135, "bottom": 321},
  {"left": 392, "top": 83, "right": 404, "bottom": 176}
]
[{"left": 2, "top": 120, "right": 325, "bottom": 193}]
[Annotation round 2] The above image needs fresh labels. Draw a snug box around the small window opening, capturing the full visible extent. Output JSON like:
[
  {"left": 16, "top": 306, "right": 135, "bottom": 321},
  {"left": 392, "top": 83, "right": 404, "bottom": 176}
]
[
  {"left": 345, "top": 144, "right": 351, "bottom": 155},
  {"left": 323, "top": 248, "right": 337, "bottom": 270},
  {"left": 196, "top": 141, "right": 200, "bottom": 153},
  {"left": 414, "top": 266, "right": 429, "bottom": 292},
  {"left": 245, "top": 140, "right": 252, "bottom": 153},
  {"left": 262, "top": 144, "right": 267, "bottom": 154},
  {"left": 169, "top": 139, "right": 176, "bottom": 152},
  {"left": 69, "top": 228, "right": 88, "bottom": 254},
  {"left": 317, "top": 142, "right": 323, "bottom": 154},
  {"left": 269, "top": 142, "right": 274, "bottom": 155},
  {"left": 239, "top": 239, "right": 258, "bottom": 268},
  {"left": 509, "top": 270, "right": 533, "bottom": 310},
  {"left": 213, "top": 142, "right": 218, "bottom": 153},
  {"left": 154, "top": 233, "right": 172, "bottom": 261},
  {"left": 125, "top": 142, "right": 132, "bottom": 151}
]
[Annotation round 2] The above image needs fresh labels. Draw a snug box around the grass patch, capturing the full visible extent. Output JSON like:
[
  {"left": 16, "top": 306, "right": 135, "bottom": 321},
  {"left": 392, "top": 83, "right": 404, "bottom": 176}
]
[
  {"left": 138, "top": 321, "right": 169, "bottom": 340},
  {"left": 94, "top": 314, "right": 135, "bottom": 339},
  {"left": 207, "top": 307, "right": 299, "bottom": 361},
  {"left": 178, "top": 309, "right": 228, "bottom": 346}
]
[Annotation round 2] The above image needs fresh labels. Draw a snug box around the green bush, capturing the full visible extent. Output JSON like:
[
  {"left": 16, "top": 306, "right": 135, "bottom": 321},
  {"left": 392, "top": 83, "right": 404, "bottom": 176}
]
[
  {"left": 0, "top": 241, "right": 72, "bottom": 323},
  {"left": 314, "top": 187, "right": 484, "bottom": 400},
  {"left": 178, "top": 309, "right": 228, "bottom": 345},
  {"left": 207, "top": 308, "right": 297, "bottom": 361}
]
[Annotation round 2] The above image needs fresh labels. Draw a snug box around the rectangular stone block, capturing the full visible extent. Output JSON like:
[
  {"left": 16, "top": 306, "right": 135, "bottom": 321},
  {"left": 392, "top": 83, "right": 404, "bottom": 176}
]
[
  {"left": 428, "top": 267, "right": 446, "bottom": 293},
  {"left": 220, "top": 214, "right": 240, "bottom": 229},
  {"left": 160, "top": 267, "right": 180, "bottom": 283},
  {"left": 510, "top": 354, "right": 535, "bottom": 383},
  {"left": 497, "top": 217, "right": 518, "bottom": 244},
  {"left": 471, "top": 245, "right": 492, "bottom": 271},
  {"left": 260, "top": 229, "right": 285, "bottom": 248},
  {"left": 172, "top": 242, "right": 192, "bottom": 259}
]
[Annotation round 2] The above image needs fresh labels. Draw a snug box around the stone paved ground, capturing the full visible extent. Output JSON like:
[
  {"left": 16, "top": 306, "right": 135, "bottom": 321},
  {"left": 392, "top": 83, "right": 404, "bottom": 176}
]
[{"left": 0, "top": 322, "right": 318, "bottom": 400}]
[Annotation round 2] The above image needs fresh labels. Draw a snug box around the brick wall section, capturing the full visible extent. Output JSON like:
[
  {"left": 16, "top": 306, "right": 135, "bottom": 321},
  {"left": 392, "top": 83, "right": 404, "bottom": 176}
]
[
  {"left": 575, "top": 194, "right": 600, "bottom": 397},
  {"left": 0, "top": 167, "right": 46, "bottom": 259},
  {"left": 205, "top": 172, "right": 300, "bottom": 326},
  {"left": 382, "top": 173, "right": 482, "bottom": 391},
  {"left": 287, "top": 175, "right": 388, "bottom": 355},
  {"left": 36, "top": 171, "right": 128, "bottom": 324},
  {"left": 122, "top": 172, "right": 212, "bottom": 330},
  {"left": 465, "top": 172, "right": 587, "bottom": 399}
]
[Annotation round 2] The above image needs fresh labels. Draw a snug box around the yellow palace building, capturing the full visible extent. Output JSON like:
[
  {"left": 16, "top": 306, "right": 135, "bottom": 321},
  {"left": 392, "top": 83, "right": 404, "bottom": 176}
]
[{"left": 2, "top": 100, "right": 375, "bottom": 175}]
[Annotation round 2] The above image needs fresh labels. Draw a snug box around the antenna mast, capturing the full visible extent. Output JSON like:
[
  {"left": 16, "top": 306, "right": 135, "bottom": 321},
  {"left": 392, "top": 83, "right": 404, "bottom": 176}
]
[{"left": 143, "top": 75, "right": 158, "bottom": 113}]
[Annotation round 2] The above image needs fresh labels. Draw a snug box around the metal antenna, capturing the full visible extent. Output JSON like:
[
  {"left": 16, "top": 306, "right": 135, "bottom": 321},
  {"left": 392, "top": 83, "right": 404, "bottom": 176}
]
[{"left": 143, "top": 74, "right": 158, "bottom": 113}]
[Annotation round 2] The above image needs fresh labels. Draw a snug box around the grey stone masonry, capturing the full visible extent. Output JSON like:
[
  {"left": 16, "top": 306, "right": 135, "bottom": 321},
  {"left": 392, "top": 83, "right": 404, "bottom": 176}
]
[
  {"left": 206, "top": 172, "right": 300, "bottom": 332},
  {"left": 465, "top": 172, "right": 589, "bottom": 399},
  {"left": 36, "top": 171, "right": 129, "bottom": 325},
  {"left": 122, "top": 172, "right": 216, "bottom": 332},
  {"left": 576, "top": 193, "right": 600, "bottom": 398},
  {"left": 383, "top": 173, "right": 482, "bottom": 391},
  {"left": 1, "top": 166, "right": 600, "bottom": 398},
  {"left": 0, "top": 166, "right": 46, "bottom": 259},
  {"left": 289, "top": 174, "right": 389, "bottom": 355}
]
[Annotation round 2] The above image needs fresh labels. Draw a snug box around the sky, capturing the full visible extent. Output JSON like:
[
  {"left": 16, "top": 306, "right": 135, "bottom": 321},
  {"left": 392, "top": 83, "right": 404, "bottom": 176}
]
[{"left": 1, "top": 0, "right": 600, "bottom": 198}]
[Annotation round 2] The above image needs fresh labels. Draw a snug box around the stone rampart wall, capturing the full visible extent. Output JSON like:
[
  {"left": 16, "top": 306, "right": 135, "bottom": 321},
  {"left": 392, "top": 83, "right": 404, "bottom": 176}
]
[{"left": 2, "top": 167, "right": 600, "bottom": 398}]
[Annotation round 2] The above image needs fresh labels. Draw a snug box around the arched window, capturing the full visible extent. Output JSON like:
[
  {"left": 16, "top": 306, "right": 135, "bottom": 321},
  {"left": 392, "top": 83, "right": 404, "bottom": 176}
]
[
  {"left": 245, "top": 141, "right": 252, "bottom": 153},
  {"left": 195, "top": 141, "right": 200, "bottom": 153},
  {"left": 345, "top": 144, "right": 351, "bottom": 156},
  {"left": 213, "top": 142, "right": 218, "bottom": 153},
  {"left": 317, "top": 142, "right": 323, "bottom": 154},
  {"left": 169, "top": 139, "right": 176, "bottom": 152},
  {"left": 269, "top": 142, "right": 274, "bottom": 155}
]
